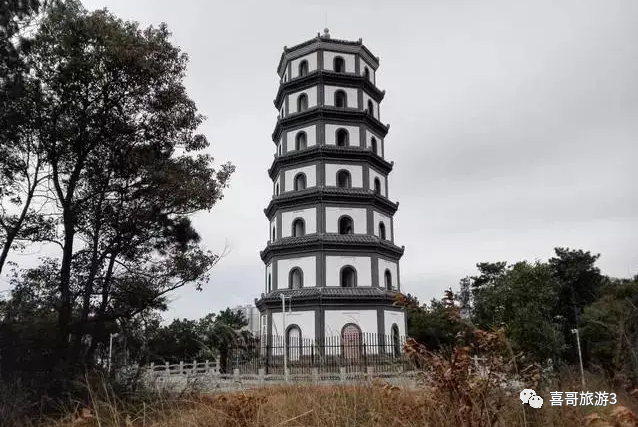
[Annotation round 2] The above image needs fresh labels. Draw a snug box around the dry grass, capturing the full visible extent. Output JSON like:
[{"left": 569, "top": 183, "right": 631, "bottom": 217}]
[
  {"left": 36, "top": 380, "right": 637, "bottom": 427},
  {"left": 25, "top": 290, "right": 638, "bottom": 427}
]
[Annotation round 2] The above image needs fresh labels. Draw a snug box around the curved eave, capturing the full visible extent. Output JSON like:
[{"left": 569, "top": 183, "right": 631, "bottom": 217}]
[
  {"left": 273, "top": 71, "right": 385, "bottom": 109},
  {"left": 277, "top": 36, "right": 380, "bottom": 77},
  {"left": 268, "top": 145, "right": 394, "bottom": 179},
  {"left": 272, "top": 108, "right": 390, "bottom": 143},
  {"left": 259, "top": 234, "right": 405, "bottom": 264},
  {"left": 255, "top": 288, "right": 403, "bottom": 311},
  {"left": 263, "top": 188, "right": 399, "bottom": 220}
]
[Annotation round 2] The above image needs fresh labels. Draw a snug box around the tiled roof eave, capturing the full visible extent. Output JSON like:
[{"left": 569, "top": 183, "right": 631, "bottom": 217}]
[
  {"left": 259, "top": 234, "right": 405, "bottom": 262},
  {"left": 272, "top": 108, "right": 390, "bottom": 143},
  {"left": 274, "top": 72, "right": 385, "bottom": 108},
  {"left": 267, "top": 146, "right": 394, "bottom": 179},
  {"left": 277, "top": 37, "right": 380, "bottom": 76},
  {"left": 263, "top": 189, "right": 399, "bottom": 219}
]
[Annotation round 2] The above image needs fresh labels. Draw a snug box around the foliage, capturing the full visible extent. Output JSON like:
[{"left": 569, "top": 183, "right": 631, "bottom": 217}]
[
  {"left": 399, "top": 289, "right": 542, "bottom": 427},
  {"left": 402, "top": 292, "right": 473, "bottom": 354},
  {"left": 0, "top": 0, "right": 235, "bottom": 405},
  {"left": 581, "top": 276, "right": 638, "bottom": 386}
]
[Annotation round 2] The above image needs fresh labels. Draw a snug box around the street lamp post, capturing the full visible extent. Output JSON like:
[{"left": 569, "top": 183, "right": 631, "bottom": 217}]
[
  {"left": 571, "top": 328, "right": 585, "bottom": 388},
  {"left": 281, "top": 294, "right": 287, "bottom": 382}
]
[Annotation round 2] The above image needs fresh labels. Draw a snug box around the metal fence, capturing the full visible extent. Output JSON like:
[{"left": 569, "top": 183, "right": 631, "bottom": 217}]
[{"left": 227, "top": 333, "right": 411, "bottom": 375}]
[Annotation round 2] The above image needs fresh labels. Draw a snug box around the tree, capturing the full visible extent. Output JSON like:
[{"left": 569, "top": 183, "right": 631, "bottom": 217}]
[
  {"left": 469, "top": 261, "right": 564, "bottom": 363},
  {"left": 0, "top": 0, "right": 56, "bottom": 275},
  {"left": 468, "top": 261, "right": 508, "bottom": 327},
  {"left": 581, "top": 276, "right": 638, "bottom": 384},
  {"left": 2, "top": 0, "right": 234, "bottom": 393},
  {"left": 549, "top": 247, "right": 605, "bottom": 362}
]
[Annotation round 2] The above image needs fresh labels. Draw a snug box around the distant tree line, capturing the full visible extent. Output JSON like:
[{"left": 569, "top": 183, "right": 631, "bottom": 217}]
[{"left": 405, "top": 247, "right": 638, "bottom": 387}]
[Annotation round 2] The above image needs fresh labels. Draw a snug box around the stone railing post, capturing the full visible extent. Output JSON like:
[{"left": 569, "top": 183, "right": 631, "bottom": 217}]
[
  {"left": 311, "top": 367, "right": 319, "bottom": 384},
  {"left": 258, "top": 368, "right": 265, "bottom": 385},
  {"left": 366, "top": 366, "right": 374, "bottom": 383},
  {"left": 179, "top": 361, "right": 184, "bottom": 376},
  {"left": 233, "top": 368, "right": 240, "bottom": 382},
  {"left": 339, "top": 367, "right": 346, "bottom": 383}
]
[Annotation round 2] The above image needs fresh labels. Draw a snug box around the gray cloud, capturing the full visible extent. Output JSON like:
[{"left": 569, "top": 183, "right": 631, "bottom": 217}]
[{"left": 2, "top": 0, "right": 637, "bottom": 321}]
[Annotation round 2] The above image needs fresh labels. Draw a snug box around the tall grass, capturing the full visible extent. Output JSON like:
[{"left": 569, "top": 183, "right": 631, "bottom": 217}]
[{"left": 33, "top": 377, "right": 637, "bottom": 427}]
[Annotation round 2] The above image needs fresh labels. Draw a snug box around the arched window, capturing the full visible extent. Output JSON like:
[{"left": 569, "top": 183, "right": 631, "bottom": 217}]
[
  {"left": 292, "top": 218, "right": 305, "bottom": 237},
  {"left": 294, "top": 173, "right": 306, "bottom": 191},
  {"left": 384, "top": 269, "right": 392, "bottom": 290},
  {"left": 267, "top": 273, "right": 272, "bottom": 292},
  {"left": 295, "top": 131, "right": 307, "bottom": 150},
  {"left": 364, "top": 67, "right": 370, "bottom": 81},
  {"left": 336, "top": 170, "right": 351, "bottom": 188},
  {"left": 289, "top": 267, "right": 303, "bottom": 289},
  {"left": 335, "top": 90, "right": 347, "bottom": 108},
  {"left": 341, "top": 323, "right": 362, "bottom": 360},
  {"left": 370, "top": 137, "right": 378, "bottom": 155},
  {"left": 275, "top": 183, "right": 279, "bottom": 195},
  {"left": 297, "top": 93, "right": 308, "bottom": 112},
  {"left": 379, "top": 222, "right": 386, "bottom": 240},
  {"left": 334, "top": 57, "right": 345, "bottom": 73},
  {"left": 340, "top": 266, "right": 357, "bottom": 288},
  {"left": 286, "top": 325, "right": 301, "bottom": 361},
  {"left": 338, "top": 216, "right": 354, "bottom": 235},
  {"left": 298, "top": 60, "right": 309, "bottom": 77},
  {"left": 278, "top": 143, "right": 282, "bottom": 156},
  {"left": 373, "top": 177, "right": 381, "bottom": 194},
  {"left": 336, "top": 128, "right": 349, "bottom": 147},
  {"left": 367, "top": 100, "right": 374, "bottom": 115},
  {"left": 391, "top": 324, "right": 400, "bottom": 357},
  {"left": 272, "top": 226, "right": 276, "bottom": 241}
]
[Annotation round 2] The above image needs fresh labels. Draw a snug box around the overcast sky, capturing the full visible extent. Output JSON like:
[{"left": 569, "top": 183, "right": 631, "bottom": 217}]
[{"left": 4, "top": 0, "right": 638, "bottom": 322}]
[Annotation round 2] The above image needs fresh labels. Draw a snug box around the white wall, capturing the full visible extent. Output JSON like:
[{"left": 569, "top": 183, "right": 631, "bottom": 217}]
[
  {"left": 277, "top": 256, "right": 317, "bottom": 289},
  {"left": 325, "top": 164, "right": 363, "bottom": 187},
  {"left": 271, "top": 310, "right": 315, "bottom": 357},
  {"left": 365, "top": 130, "right": 383, "bottom": 158},
  {"left": 290, "top": 52, "right": 318, "bottom": 79},
  {"left": 325, "top": 255, "right": 372, "bottom": 287},
  {"left": 286, "top": 125, "right": 317, "bottom": 152},
  {"left": 325, "top": 207, "right": 367, "bottom": 234},
  {"left": 384, "top": 310, "right": 406, "bottom": 338},
  {"left": 274, "top": 175, "right": 281, "bottom": 195},
  {"left": 362, "top": 92, "right": 379, "bottom": 119},
  {"left": 270, "top": 218, "right": 276, "bottom": 241},
  {"left": 360, "top": 58, "right": 376, "bottom": 84},
  {"left": 324, "top": 86, "right": 359, "bottom": 109},
  {"left": 325, "top": 124, "right": 361, "bottom": 146},
  {"left": 373, "top": 211, "right": 391, "bottom": 240},
  {"left": 368, "top": 167, "right": 387, "bottom": 197},
  {"left": 265, "top": 262, "right": 272, "bottom": 292},
  {"left": 284, "top": 164, "right": 317, "bottom": 191},
  {"left": 324, "top": 310, "right": 379, "bottom": 354},
  {"left": 378, "top": 257, "right": 398, "bottom": 290},
  {"left": 288, "top": 86, "right": 318, "bottom": 114},
  {"left": 323, "top": 51, "right": 356, "bottom": 73},
  {"left": 281, "top": 207, "right": 317, "bottom": 237}
]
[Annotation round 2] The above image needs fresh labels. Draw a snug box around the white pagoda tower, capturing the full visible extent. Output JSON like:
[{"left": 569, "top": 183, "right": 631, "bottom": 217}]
[{"left": 255, "top": 29, "right": 406, "bottom": 359}]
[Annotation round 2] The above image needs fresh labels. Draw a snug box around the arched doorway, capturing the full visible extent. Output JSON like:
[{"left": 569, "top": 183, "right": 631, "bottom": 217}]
[
  {"left": 391, "top": 324, "right": 401, "bottom": 357},
  {"left": 341, "top": 323, "right": 362, "bottom": 360}
]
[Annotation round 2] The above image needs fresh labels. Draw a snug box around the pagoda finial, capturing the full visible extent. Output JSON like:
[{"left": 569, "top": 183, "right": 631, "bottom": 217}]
[{"left": 321, "top": 27, "right": 330, "bottom": 39}]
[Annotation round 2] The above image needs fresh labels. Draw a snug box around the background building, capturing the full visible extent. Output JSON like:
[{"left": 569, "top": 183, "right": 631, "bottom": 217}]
[
  {"left": 232, "top": 304, "right": 261, "bottom": 336},
  {"left": 255, "top": 29, "right": 407, "bottom": 358}
]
